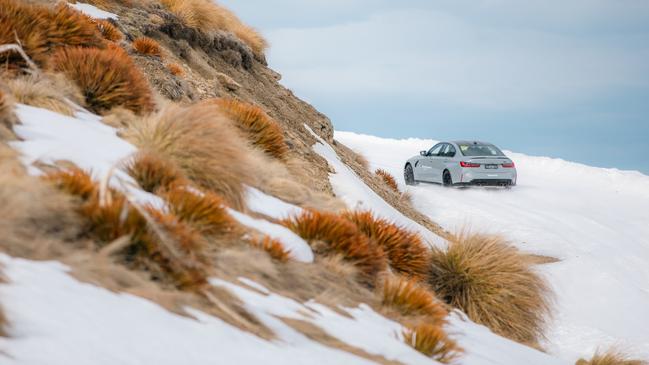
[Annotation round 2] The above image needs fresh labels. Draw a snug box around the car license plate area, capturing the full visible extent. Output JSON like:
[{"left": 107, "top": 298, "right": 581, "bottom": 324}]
[{"left": 485, "top": 164, "right": 498, "bottom": 170}]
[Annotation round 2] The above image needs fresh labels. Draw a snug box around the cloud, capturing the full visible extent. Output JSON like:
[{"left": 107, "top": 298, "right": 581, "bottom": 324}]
[{"left": 264, "top": 8, "right": 649, "bottom": 110}]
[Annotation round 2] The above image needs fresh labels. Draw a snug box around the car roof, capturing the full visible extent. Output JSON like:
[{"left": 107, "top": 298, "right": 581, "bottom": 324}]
[{"left": 451, "top": 140, "right": 492, "bottom": 146}]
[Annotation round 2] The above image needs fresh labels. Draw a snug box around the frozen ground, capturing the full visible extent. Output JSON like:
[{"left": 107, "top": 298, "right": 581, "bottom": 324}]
[{"left": 336, "top": 131, "right": 649, "bottom": 362}]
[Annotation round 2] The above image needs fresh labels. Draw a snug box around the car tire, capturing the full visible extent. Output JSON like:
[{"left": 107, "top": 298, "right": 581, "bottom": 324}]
[
  {"left": 442, "top": 170, "right": 453, "bottom": 187},
  {"left": 404, "top": 164, "right": 417, "bottom": 186}
]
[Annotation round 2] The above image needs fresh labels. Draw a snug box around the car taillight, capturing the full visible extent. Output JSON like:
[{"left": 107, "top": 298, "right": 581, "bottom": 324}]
[
  {"left": 502, "top": 162, "right": 515, "bottom": 168},
  {"left": 460, "top": 161, "right": 480, "bottom": 168}
]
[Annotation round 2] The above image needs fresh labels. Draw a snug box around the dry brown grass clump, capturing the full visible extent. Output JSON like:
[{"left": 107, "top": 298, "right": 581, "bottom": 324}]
[
  {"left": 132, "top": 37, "right": 162, "bottom": 57},
  {"left": 212, "top": 98, "right": 288, "bottom": 161},
  {"left": 0, "top": 1, "right": 104, "bottom": 67},
  {"left": 344, "top": 211, "right": 430, "bottom": 282},
  {"left": 125, "top": 151, "right": 187, "bottom": 193},
  {"left": 45, "top": 167, "right": 209, "bottom": 290},
  {"left": 381, "top": 276, "right": 447, "bottom": 323},
  {"left": 4, "top": 73, "right": 84, "bottom": 116},
  {"left": 49, "top": 46, "right": 154, "bottom": 115},
  {"left": 427, "top": 232, "right": 552, "bottom": 346},
  {"left": 403, "top": 323, "right": 461, "bottom": 364},
  {"left": 0, "top": 89, "right": 16, "bottom": 134},
  {"left": 167, "top": 63, "right": 185, "bottom": 77},
  {"left": 162, "top": 185, "right": 235, "bottom": 236},
  {"left": 0, "top": 146, "right": 81, "bottom": 257},
  {"left": 576, "top": 349, "right": 648, "bottom": 365},
  {"left": 159, "top": 0, "right": 267, "bottom": 57},
  {"left": 375, "top": 169, "right": 399, "bottom": 193},
  {"left": 95, "top": 19, "right": 123, "bottom": 42},
  {"left": 123, "top": 103, "right": 255, "bottom": 209},
  {"left": 351, "top": 150, "right": 370, "bottom": 171},
  {"left": 282, "top": 210, "right": 387, "bottom": 286},
  {"left": 251, "top": 236, "right": 291, "bottom": 262},
  {"left": 142, "top": 208, "right": 209, "bottom": 289}
]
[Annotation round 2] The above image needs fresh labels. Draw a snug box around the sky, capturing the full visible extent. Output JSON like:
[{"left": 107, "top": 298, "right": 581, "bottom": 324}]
[{"left": 220, "top": 0, "right": 649, "bottom": 174}]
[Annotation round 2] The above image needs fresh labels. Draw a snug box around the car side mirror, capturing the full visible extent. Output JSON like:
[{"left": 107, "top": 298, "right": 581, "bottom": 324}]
[{"left": 420, "top": 150, "right": 428, "bottom": 156}]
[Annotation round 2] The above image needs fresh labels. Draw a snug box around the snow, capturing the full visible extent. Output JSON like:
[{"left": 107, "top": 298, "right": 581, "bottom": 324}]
[
  {"left": 238, "top": 277, "right": 271, "bottom": 294},
  {"left": 10, "top": 104, "right": 164, "bottom": 208},
  {"left": 304, "top": 125, "right": 442, "bottom": 246},
  {"left": 228, "top": 208, "right": 315, "bottom": 263},
  {"left": 69, "top": 2, "right": 118, "bottom": 19},
  {"left": 246, "top": 186, "right": 304, "bottom": 219},
  {"left": 450, "top": 314, "right": 569, "bottom": 365},
  {"left": 0, "top": 255, "right": 379, "bottom": 365},
  {"left": 0, "top": 253, "right": 567, "bottom": 365},
  {"left": 336, "top": 130, "right": 649, "bottom": 361},
  {"left": 212, "top": 278, "right": 441, "bottom": 365}
]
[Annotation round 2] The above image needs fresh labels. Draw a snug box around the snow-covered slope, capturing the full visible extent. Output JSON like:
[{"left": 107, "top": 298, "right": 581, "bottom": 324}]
[
  {"left": 0, "top": 105, "right": 572, "bottom": 365},
  {"left": 336, "top": 131, "right": 649, "bottom": 362}
]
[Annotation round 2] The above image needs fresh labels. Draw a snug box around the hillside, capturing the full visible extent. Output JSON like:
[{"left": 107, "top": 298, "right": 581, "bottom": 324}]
[{"left": 0, "top": 1, "right": 646, "bottom": 365}]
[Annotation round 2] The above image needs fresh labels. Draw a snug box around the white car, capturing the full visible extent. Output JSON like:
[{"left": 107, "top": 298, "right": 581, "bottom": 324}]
[{"left": 404, "top": 141, "right": 517, "bottom": 187}]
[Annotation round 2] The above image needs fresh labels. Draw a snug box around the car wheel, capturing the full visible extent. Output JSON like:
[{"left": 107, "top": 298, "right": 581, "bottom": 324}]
[
  {"left": 404, "top": 164, "right": 417, "bottom": 186},
  {"left": 442, "top": 170, "right": 453, "bottom": 187}
]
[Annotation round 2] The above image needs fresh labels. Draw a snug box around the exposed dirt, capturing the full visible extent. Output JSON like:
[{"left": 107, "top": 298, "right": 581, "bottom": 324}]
[{"left": 109, "top": 3, "right": 337, "bottom": 201}]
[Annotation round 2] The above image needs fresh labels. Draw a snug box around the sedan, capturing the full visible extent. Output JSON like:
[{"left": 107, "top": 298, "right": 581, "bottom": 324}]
[{"left": 404, "top": 141, "right": 517, "bottom": 187}]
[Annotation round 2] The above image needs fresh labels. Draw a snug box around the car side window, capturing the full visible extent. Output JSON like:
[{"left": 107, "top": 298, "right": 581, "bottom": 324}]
[
  {"left": 427, "top": 144, "right": 443, "bottom": 156},
  {"left": 446, "top": 144, "right": 456, "bottom": 157},
  {"left": 438, "top": 144, "right": 448, "bottom": 157}
]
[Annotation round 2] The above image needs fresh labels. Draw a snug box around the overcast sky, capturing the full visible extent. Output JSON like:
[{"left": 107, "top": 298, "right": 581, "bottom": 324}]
[{"left": 221, "top": 0, "right": 649, "bottom": 173}]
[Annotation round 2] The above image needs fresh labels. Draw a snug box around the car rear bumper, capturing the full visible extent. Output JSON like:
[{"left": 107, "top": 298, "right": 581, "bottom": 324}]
[
  {"left": 456, "top": 179, "right": 514, "bottom": 187},
  {"left": 458, "top": 169, "right": 517, "bottom": 186}
]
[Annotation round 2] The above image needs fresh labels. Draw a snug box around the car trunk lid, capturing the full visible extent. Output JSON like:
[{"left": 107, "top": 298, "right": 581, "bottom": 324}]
[{"left": 465, "top": 157, "right": 512, "bottom": 170}]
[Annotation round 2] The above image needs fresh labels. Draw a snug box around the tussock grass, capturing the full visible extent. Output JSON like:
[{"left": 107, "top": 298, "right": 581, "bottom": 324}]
[
  {"left": 0, "top": 1, "right": 104, "bottom": 67},
  {"left": 282, "top": 210, "right": 387, "bottom": 287},
  {"left": 167, "top": 63, "right": 184, "bottom": 77},
  {"left": 427, "top": 232, "right": 552, "bottom": 346},
  {"left": 375, "top": 169, "right": 399, "bottom": 193},
  {"left": 352, "top": 150, "right": 370, "bottom": 171},
  {"left": 143, "top": 208, "right": 209, "bottom": 289},
  {"left": 132, "top": 37, "right": 162, "bottom": 57},
  {"left": 159, "top": 0, "right": 267, "bottom": 57},
  {"left": 4, "top": 73, "right": 84, "bottom": 116},
  {"left": 125, "top": 150, "right": 187, "bottom": 193},
  {"left": 162, "top": 185, "right": 235, "bottom": 236},
  {"left": 403, "top": 323, "right": 461, "bottom": 364},
  {"left": 344, "top": 211, "right": 429, "bottom": 282},
  {"left": 0, "top": 147, "right": 81, "bottom": 257},
  {"left": 95, "top": 19, "right": 123, "bottom": 42},
  {"left": 381, "top": 276, "right": 447, "bottom": 324},
  {"left": 49, "top": 46, "right": 154, "bottom": 115},
  {"left": 0, "top": 89, "right": 16, "bottom": 133},
  {"left": 251, "top": 236, "right": 291, "bottom": 262},
  {"left": 45, "top": 167, "right": 209, "bottom": 290},
  {"left": 213, "top": 98, "right": 288, "bottom": 161},
  {"left": 576, "top": 349, "right": 648, "bottom": 365},
  {"left": 123, "top": 103, "right": 255, "bottom": 209}
]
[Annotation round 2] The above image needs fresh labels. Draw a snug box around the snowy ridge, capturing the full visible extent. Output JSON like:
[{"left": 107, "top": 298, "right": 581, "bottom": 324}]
[{"left": 336, "top": 130, "right": 649, "bottom": 361}]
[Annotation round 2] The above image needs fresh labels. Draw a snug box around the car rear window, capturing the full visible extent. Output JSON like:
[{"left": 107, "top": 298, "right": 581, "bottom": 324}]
[{"left": 459, "top": 144, "right": 505, "bottom": 157}]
